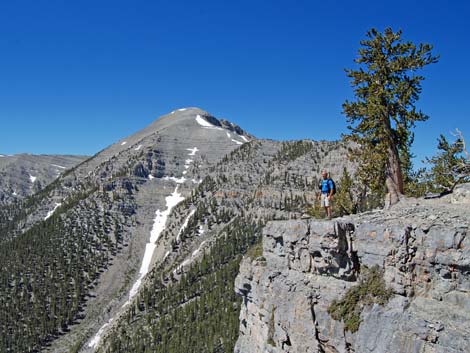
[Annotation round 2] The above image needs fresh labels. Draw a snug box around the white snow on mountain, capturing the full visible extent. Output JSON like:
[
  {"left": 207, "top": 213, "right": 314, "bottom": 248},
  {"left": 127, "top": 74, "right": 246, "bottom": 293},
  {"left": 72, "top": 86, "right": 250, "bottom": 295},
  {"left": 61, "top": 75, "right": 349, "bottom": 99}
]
[
  {"left": 186, "top": 147, "right": 199, "bottom": 156},
  {"left": 44, "top": 203, "right": 62, "bottom": 220},
  {"left": 176, "top": 209, "right": 196, "bottom": 243},
  {"left": 163, "top": 251, "right": 171, "bottom": 261},
  {"left": 125, "top": 185, "right": 185, "bottom": 306},
  {"left": 192, "top": 240, "right": 207, "bottom": 257},
  {"left": 90, "top": 141, "right": 203, "bottom": 348},
  {"left": 195, "top": 115, "right": 223, "bottom": 130},
  {"left": 195, "top": 114, "right": 214, "bottom": 127},
  {"left": 88, "top": 319, "right": 113, "bottom": 349},
  {"left": 163, "top": 176, "right": 187, "bottom": 184},
  {"left": 173, "top": 240, "right": 207, "bottom": 276}
]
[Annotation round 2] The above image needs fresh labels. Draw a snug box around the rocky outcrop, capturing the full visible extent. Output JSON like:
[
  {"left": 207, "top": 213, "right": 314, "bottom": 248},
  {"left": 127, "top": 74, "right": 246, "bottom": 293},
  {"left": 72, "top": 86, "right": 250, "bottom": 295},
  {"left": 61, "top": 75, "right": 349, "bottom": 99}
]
[
  {"left": 235, "top": 194, "right": 470, "bottom": 353},
  {"left": 450, "top": 183, "right": 470, "bottom": 204}
]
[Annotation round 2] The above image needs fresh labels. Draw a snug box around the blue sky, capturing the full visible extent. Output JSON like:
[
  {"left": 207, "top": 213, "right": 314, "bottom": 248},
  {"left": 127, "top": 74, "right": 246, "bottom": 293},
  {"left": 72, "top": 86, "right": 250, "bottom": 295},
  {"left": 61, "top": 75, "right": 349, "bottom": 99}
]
[{"left": 0, "top": 0, "right": 469, "bottom": 167}]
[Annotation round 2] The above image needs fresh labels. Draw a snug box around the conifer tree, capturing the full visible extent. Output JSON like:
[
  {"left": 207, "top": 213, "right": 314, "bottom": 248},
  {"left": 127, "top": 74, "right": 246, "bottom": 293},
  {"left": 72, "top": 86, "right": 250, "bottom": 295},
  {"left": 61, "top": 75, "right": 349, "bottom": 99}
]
[
  {"left": 335, "top": 167, "right": 356, "bottom": 215},
  {"left": 426, "top": 133, "right": 469, "bottom": 192},
  {"left": 343, "top": 28, "right": 438, "bottom": 205}
]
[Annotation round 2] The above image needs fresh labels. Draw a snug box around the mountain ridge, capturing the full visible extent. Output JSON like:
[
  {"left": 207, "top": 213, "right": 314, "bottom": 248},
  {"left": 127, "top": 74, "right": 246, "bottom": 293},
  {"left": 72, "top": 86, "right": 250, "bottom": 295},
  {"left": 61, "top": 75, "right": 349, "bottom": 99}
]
[{"left": 0, "top": 153, "right": 88, "bottom": 204}]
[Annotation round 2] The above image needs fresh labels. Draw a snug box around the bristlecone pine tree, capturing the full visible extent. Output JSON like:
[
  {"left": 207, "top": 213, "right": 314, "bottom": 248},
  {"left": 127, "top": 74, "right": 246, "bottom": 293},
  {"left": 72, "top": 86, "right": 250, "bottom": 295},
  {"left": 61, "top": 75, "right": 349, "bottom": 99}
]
[
  {"left": 343, "top": 28, "right": 438, "bottom": 205},
  {"left": 426, "top": 132, "right": 469, "bottom": 192}
]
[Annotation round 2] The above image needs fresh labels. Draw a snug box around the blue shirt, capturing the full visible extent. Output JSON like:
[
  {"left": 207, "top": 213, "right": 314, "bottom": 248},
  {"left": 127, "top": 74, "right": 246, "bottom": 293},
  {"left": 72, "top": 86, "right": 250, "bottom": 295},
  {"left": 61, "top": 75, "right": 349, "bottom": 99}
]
[{"left": 320, "top": 179, "right": 334, "bottom": 194}]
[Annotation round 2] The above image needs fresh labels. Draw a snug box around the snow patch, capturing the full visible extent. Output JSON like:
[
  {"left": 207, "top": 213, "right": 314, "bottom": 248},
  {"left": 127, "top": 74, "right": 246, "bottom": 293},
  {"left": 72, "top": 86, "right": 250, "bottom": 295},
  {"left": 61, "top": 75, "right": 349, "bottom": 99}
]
[
  {"left": 192, "top": 241, "right": 207, "bottom": 257},
  {"left": 134, "top": 144, "right": 142, "bottom": 151},
  {"left": 195, "top": 115, "right": 223, "bottom": 130},
  {"left": 121, "top": 141, "right": 127, "bottom": 145},
  {"left": 231, "top": 139, "right": 244, "bottom": 145},
  {"left": 186, "top": 147, "right": 199, "bottom": 156},
  {"left": 182, "top": 171, "right": 187, "bottom": 175},
  {"left": 178, "top": 108, "right": 188, "bottom": 111},
  {"left": 13, "top": 191, "right": 17, "bottom": 196},
  {"left": 240, "top": 135, "right": 250, "bottom": 142},
  {"left": 51, "top": 164, "right": 66, "bottom": 169},
  {"left": 174, "top": 241, "right": 207, "bottom": 276},
  {"left": 44, "top": 203, "right": 62, "bottom": 220},
  {"left": 163, "top": 251, "right": 171, "bottom": 261},
  {"left": 176, "top": 209, "right": 196, "bottom": 243},
  {"left": 88, "top": 319, "right": 113, "bottom": 348},
  {"left": 126, "top": 186, "right": 184, "bottom": 304},
  {"left": 164, "top": 176, "right": 186, "bottom": 184},
  {"left": 198, "top": 225, "right": 204, "bottom": 235},
  {"left": 226, "top": 132, "right": 231, "bottom": 138},
  {"left": 0, "top": 154, "right": 4, "bottom": 157},
  {"left": 192, "top": 179, "right": 202, "bottom": 184},
  {"left": 29, "top": 175, "right": 37, "bottom": 183},
  {"left": 195, "top": 114, "right": 214, "bottom": 127},
  {"left": 148, "top": 174, "right": 155, "bottom": 180}
]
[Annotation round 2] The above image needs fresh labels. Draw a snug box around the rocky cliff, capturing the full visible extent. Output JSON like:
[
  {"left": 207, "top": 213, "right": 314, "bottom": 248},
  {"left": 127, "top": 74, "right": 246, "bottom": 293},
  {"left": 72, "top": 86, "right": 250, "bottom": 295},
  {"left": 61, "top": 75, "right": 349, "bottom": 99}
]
[{"left": 235, "top": 184, "right": 470, "bottom": 353}]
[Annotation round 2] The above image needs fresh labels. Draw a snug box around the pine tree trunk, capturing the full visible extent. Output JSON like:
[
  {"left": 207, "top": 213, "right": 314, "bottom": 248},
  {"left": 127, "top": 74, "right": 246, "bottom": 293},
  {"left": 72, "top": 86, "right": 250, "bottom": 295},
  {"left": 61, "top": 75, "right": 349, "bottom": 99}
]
[{"left": 385, "top": 144, "right": 404, "bottom": 205}]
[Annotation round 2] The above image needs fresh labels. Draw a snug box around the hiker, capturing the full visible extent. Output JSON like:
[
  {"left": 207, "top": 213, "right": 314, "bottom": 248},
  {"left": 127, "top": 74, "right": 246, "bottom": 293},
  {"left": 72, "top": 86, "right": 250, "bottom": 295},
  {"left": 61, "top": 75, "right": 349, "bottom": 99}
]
[{"left": 318, "top": 169, "right": 335, "bottom": 219}]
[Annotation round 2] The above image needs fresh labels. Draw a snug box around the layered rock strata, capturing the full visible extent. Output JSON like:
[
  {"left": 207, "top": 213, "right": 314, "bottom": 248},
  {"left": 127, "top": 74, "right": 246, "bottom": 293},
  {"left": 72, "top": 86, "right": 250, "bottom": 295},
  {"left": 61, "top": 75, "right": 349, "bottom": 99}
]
[{"left": 235, "top": 191, "right": 470, "bottom": 353}]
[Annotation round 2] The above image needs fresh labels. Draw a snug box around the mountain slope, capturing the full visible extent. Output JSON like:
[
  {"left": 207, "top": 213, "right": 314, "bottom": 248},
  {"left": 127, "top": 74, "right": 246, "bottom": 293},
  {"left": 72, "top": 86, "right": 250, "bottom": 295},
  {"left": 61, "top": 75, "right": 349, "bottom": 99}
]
[
  {"left": 92, "top": 139, "right": 353, "bottom": 353},
  {"left": 0, "top": 108, "right": 253, "bottom": 353},
  {"left": 0, "top": 154, "right": 87, "bottom": 204}
]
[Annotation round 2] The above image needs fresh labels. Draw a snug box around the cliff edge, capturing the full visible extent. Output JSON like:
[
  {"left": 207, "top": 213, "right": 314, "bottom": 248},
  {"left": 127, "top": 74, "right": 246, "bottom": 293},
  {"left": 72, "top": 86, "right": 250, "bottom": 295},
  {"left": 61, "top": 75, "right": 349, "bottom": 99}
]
[{"left": 235, "top": 184, "right": 470, "bottom": 353}]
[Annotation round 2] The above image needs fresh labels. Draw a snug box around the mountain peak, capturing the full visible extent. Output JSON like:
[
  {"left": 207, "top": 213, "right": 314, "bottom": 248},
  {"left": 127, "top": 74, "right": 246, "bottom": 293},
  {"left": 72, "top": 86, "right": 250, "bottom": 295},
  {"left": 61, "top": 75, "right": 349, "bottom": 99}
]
[
  {"left": 169, "top": 107, "right": 208, "bottom": 115},
  {"left": 139, "top": 107, "right": 253, "bottom": 144}
]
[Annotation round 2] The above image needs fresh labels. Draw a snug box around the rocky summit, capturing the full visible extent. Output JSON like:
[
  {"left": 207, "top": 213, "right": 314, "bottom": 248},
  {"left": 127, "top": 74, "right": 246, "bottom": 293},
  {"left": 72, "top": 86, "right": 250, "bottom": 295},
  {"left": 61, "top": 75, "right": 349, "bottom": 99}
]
[{"left": 235, "top": 184, "right": 470, "bottom": 353}]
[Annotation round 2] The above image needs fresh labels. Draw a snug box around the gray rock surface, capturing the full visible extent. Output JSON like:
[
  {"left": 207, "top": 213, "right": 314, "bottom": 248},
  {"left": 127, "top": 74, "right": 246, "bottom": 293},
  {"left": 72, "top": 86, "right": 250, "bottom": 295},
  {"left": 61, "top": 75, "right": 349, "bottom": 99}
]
[
  {"left": 0, "top": 154, "right": 87, "bottom": 203},
  {"left": 235, "top": 193, "right": 470, "bottom": 353},
  {"left": 451, "top": 183, "right": 470, "bottom": 204}
]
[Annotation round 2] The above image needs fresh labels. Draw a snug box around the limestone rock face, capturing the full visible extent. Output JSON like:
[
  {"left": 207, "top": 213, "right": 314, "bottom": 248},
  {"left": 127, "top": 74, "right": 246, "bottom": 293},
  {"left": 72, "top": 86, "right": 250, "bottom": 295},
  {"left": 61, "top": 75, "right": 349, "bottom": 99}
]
[
  {"left": 451, "top": 183, "right": 470, "bottom": 204},
  {"left": 235, "top": 194, "right": 470, "bottom": 353}
]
